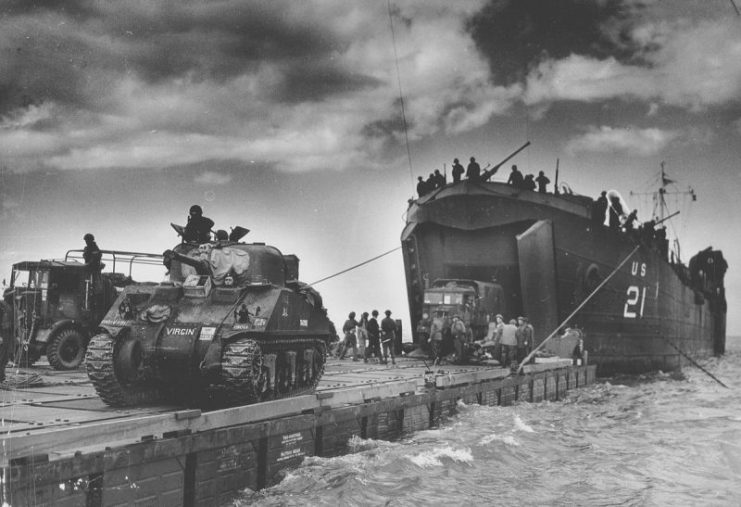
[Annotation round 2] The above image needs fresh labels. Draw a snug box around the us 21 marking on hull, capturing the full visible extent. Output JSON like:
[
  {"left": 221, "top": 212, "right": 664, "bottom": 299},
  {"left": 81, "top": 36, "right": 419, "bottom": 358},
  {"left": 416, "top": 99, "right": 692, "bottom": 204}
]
[
  {"left": 631, "top": 262, "right": 647, "bottom": 277},
  {"left": 624, "top": 285, "right": 647, "bottom": 318}
]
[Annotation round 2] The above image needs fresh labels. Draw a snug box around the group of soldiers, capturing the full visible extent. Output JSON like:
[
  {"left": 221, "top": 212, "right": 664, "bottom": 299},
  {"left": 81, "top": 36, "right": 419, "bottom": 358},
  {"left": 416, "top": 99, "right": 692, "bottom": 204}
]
[
  {"left": 505, "top": 165, "right": 551, "bottom": 193},
  {"left": 417, "top": 312, "right": 534, "bottom": 369},
  {"left": 478, "top": 314, "right": 535, "bottom": 368},
  {"left": 591, "top": 192, "right": 670, "bottom": 260},
  {"left": 337, "top": 310, "right": 398, "bottom": 365},
  {"left": 417, "top": 158, "right": 554, "bottom": 198}
]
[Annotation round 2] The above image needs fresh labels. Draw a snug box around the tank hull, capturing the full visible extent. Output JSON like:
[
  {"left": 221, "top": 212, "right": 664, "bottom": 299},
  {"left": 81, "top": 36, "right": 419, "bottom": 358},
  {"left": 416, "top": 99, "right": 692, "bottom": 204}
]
[
  {"left": 87, "top": 241, "right": 333, "bottom": 408},
  {"left": 402, "top": 182, "right": 726, "bottom": 376}
]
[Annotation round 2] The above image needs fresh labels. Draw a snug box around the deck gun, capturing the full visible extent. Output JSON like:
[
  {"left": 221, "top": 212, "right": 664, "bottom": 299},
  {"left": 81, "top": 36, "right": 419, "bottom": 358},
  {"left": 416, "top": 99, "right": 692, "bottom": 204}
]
[{"left": 481, "top": 141, "right": 531, "bottom": 181}]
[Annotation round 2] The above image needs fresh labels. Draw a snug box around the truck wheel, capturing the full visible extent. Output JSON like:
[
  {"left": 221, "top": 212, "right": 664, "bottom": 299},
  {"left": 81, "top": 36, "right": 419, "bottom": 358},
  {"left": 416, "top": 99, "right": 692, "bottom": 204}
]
[{"left": 47, "top": 329, "right": 86, "bottom": 370}]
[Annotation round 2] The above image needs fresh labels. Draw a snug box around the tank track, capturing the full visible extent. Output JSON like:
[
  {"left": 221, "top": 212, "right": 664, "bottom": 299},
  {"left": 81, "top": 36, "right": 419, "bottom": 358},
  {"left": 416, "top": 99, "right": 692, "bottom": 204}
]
[
  {"left": 86, "top": 333, "right": 164, "bottom": 407},
  {"left": 212, "top": 335, "right": 327, "bottom": 407}
]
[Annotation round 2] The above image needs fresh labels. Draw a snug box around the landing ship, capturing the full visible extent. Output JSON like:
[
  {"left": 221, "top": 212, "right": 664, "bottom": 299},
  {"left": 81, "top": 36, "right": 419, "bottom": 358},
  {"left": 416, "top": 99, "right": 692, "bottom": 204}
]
[{"left": 402, "top": 150, "right": 726, "bottom": 375}]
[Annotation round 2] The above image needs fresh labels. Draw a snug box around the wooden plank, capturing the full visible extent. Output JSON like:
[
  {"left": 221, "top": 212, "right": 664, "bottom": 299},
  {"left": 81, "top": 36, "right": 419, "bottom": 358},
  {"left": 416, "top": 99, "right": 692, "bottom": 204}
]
[
  {"left": 0, "top": 405, "right": 154, "bottom": 427},
  {"left": 521, "top": 360, "right": 572, "bottom": 374},
  {"left": 1, "top": 395, "right": 320, "bottom": 466},
  {"left": 318, "top": 380, "right": 417, "bottom": 407},
  {"left": 7, "top": 385, "right": 96, "bottom": 396},
  {"left": 434, "top": 368, "right": 510, "bottom": 388},
  {"left": 1, "top": 392, "right": 94, "bottom": 406}
]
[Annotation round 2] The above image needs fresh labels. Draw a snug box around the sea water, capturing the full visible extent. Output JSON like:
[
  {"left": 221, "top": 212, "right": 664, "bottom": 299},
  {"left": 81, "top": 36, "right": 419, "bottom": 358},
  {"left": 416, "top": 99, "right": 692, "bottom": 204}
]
[{"left": 233, "top": 337, "right": 741, "bottom": 506}]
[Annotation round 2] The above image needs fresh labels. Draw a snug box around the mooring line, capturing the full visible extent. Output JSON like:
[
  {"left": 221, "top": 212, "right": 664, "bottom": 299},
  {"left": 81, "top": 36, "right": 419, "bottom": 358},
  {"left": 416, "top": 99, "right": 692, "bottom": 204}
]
[
  {"left": 516, "top": 243, "right": 729, "bottom": 388},
  {"left": 308, "top": 247, "right": 401, "bottom": 287},
  {"left": 660, "top": 336, "right": 728, "bottom": 388},
  {"left": 516, "top": 244, "right": 641, "bottom": 373}
]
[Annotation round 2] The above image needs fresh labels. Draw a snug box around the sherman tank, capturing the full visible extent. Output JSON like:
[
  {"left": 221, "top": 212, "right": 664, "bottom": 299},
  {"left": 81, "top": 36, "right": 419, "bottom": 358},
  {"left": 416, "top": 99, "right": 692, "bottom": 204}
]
[{"left": 86, "top": 231, "right": 334, "bottom": 408}]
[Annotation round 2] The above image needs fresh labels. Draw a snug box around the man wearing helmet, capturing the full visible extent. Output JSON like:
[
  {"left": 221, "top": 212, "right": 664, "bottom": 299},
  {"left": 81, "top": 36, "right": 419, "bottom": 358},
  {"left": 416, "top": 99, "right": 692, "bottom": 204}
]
[
  {"left": 83, "top": 233, "right": 102, "bottom": 271},
  {"left": 183, "top": 205, "right": 214, "bottom": 243}
]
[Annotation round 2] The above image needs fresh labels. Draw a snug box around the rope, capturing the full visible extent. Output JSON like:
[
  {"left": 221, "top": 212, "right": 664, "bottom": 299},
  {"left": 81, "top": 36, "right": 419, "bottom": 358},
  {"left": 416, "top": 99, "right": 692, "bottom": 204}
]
[
  {"left": 308, "top": 247, "right": 401, "bottom": 287},
  {"left": 516, "top": 244, "right": 641, "bottom": 373},
  {"left": 660, "top": 337, "right": 728, "bottom": 388},
  {"left": 730, "top": 0, "right": 740, "bottom": 16}
]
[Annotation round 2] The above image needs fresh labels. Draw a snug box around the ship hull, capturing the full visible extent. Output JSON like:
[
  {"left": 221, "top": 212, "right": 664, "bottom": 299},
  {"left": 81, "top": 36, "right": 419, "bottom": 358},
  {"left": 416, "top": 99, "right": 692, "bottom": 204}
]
[{"left": 402, "top": 182, "right": 726, "bottom": 376}]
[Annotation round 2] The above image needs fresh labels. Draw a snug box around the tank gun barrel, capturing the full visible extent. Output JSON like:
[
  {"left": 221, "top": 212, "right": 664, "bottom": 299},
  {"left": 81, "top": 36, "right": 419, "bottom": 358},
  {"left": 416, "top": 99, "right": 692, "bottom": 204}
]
[
  {"left": 163, "top": 249, "right": 211, "bottom": 275},
  {"left": 481, "top": 141, "right": 531, "bottom": 181}
]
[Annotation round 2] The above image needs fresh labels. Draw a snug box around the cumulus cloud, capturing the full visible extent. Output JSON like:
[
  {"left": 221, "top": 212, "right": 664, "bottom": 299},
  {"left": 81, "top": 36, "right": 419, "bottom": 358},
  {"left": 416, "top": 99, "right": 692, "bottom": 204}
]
[
  {"left": 565, "top": 126, "right": 680, "bottom": 156},
  {"left": 2, "top": 1, "right": 739, "bottom": 175},
  {"left": 523, "top": 18, "right": 741, "bottom": 111},
  {"left": 0, "top": 0, "right": 519, "bottom": 174}
]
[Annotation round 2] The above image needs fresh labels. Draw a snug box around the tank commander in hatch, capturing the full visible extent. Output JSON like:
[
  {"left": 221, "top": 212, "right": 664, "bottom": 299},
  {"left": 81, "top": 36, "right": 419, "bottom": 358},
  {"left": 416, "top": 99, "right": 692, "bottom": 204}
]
[
  {"left": 183, "top": 204, "right": 214, "bottom": 243},
  {"left": 214, "top": 229, "right": 229, "bottom": 243}
]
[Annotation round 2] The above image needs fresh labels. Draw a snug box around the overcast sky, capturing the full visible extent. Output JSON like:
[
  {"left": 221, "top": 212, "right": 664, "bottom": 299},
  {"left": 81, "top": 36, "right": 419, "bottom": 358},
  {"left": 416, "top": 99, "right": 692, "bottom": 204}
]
[{"left": 1, "top": 0, "right": 740, "bottom": 335}]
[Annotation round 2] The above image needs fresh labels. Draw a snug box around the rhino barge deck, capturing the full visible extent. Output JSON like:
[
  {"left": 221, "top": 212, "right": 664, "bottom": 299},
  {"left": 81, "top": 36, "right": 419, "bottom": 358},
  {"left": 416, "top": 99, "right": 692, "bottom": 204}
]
[{"left": 1, "top": 358, "right": 595, "bottom": 506}]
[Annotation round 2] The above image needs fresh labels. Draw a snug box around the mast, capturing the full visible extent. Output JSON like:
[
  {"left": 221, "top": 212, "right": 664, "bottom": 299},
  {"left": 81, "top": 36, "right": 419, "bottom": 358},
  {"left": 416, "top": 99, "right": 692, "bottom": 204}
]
[{"left": 631, "top": 161, "right": 696, "bottom": 263}]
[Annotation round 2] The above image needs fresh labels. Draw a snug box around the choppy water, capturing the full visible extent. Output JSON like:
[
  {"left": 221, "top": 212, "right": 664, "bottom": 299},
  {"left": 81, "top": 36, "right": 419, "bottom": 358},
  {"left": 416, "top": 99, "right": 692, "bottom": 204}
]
[{"left": 234, "top": 337, "right": 741, "bottom": 506}]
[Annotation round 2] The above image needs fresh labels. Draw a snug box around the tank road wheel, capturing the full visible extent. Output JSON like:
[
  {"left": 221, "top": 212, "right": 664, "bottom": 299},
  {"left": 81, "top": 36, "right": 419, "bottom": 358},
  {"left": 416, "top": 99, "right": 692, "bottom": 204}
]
[
  {"left": 309, "top": 342, "right": 327, "bottom": 389},
  {"left": 297, "top": 342, "right": 327, "bottom": 395},
  {"left": 47, "top": 329, "right": 86, "bottom": 370},
  {"left": 219, "top": 338, "right": 266, "bottom": 406},
  {"left": 283, "top": 341, "right": 327, "bottom": 398},
  {"left": 86, "top": 333, "right": 163, "bottom": 407}
]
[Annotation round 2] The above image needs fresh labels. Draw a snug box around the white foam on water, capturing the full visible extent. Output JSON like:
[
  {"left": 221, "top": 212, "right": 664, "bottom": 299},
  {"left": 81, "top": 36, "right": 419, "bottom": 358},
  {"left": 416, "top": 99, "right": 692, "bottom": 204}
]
[
  {"left": 479, "top": 433, "right": 521, "bottom": 447},
  {"left": 513, "top": 414, "right": 535, "bottom": 433},
  {"left": 407, "top": 445, "right": 473, "bottom": 468}
]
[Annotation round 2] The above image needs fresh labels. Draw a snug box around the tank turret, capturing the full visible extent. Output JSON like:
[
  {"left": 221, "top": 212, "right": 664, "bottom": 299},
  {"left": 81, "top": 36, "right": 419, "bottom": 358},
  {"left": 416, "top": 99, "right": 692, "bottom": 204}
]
[{"left": 86, "top": 238, "right": 334, "bottom": 408}]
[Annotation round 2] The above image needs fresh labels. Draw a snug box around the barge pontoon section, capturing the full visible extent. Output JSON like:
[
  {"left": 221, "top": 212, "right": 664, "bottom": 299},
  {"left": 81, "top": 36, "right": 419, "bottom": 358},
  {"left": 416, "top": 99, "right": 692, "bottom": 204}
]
[{"left": 1, "top": 359, "right": 594, "bottom": 506}]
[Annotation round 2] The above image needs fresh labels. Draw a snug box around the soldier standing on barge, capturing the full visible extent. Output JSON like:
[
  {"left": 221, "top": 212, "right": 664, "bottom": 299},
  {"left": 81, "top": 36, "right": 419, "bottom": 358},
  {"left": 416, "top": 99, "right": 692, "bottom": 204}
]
[
  {"left": 381, "top": 310, "right": 396, "bottom": 365},
  {"left": 366, "top": 310, "right": 382, "bottom": 362},
  {"left": 340, "top": 312, "right": 359, "bottom": 361}
]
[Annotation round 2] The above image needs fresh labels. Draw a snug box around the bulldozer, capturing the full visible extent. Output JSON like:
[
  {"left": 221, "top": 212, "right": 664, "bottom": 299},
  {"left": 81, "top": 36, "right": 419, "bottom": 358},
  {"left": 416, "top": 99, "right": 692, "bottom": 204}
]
[{"left": 85, "top": 228, "right": 335, "bottom": 408}]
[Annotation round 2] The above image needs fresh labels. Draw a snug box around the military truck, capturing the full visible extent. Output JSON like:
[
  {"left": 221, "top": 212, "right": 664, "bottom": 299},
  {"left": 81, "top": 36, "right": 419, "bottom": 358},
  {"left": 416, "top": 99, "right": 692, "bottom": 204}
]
[
  {"left": 2, "top": 250, "right": 161, "bottom": 370},
  {"left": 417, "top": 279, "right": 503, "bottom": 360}
]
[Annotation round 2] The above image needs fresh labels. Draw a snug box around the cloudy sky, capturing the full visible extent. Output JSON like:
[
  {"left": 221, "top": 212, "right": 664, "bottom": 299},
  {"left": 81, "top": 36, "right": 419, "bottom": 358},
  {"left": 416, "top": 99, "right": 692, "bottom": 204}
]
[{"left": 1, "top": 0, "right": 740, "bottom": 335}]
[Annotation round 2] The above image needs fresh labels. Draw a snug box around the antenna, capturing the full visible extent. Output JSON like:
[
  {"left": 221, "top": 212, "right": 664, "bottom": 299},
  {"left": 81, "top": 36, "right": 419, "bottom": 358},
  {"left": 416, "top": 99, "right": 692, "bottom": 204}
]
[
  {"left": 629, "top": 161, "right": 696, "bottom": 221},
  {"left": 387, "top": 0, "right": 414, "bottom": 187}
]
